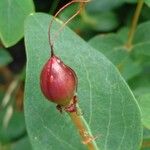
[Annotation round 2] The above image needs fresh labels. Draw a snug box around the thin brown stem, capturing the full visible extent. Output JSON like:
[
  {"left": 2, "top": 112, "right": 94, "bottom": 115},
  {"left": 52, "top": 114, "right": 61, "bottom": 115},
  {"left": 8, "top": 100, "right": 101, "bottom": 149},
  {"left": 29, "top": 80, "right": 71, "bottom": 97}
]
[
  {"left": 68, "top": 105, "right": 98, "bottom": 150},
  {"left": 48, "top": 0, "right": 76, "bottom": 55},
  {"left": 142, "top": 140, "right": 150, "bottom": 148},
  {"left": 52, "top": 5, "right": 82, "bottom": 45},
  {"left": 125, "top": 0, "right": 144, "bottom": 50},
  {"left": 48, "top": 0, "right": 90, "bottom": 56}
]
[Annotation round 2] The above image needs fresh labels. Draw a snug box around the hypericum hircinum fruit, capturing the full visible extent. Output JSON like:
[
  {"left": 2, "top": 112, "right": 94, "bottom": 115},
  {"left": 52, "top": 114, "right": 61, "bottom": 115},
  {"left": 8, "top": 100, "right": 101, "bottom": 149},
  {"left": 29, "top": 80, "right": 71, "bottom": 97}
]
[
  {"left": 40, "top": 0, "right": 86, "bottom": 112},
  {"left": 40, "top": 55, "right": 77, "bottom": 106}
]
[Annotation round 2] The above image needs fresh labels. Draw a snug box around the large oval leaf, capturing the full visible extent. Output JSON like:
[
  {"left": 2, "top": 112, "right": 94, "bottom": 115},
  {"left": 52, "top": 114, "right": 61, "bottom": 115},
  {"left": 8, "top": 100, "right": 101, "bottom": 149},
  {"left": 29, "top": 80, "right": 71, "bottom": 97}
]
[
  {"left": 86, "top": 0, "right": 136, "bottom": 13},
  {"left": 24, "top": 13, "right": 142, "bottom": 150},
  {"left": 88, "top": 34, "right": 142, "bottom": 80},
  {"left": 0, "top": 0, "right": 34, "bottom": 47}
]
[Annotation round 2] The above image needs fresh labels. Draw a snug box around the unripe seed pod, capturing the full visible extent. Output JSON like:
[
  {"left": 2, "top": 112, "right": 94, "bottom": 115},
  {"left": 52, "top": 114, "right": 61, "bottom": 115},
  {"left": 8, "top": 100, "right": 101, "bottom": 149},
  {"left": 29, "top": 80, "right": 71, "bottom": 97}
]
[{"left": 40, "top": 55, "right": 77, "bottom": 106}]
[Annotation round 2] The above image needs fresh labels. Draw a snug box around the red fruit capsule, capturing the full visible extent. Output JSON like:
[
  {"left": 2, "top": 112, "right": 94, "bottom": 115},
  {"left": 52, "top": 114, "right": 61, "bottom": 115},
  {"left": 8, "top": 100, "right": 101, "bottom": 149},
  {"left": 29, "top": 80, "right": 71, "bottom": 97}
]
[{"left": 40, "top": 55, "right": 77, "bottom": 106}]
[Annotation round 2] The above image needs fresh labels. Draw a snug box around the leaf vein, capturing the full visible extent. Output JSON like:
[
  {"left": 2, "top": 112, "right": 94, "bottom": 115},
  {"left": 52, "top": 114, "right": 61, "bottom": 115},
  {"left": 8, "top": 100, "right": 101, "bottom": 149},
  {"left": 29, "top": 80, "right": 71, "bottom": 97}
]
[
  {"left": 32, "top": 104, "right": 77, "bottom": 150},
  {"left": 104, "top": 73, "right": 112, "bottom": 150},
  {"left": 79, "top": 56, "right": 93, "bottom": 126}
]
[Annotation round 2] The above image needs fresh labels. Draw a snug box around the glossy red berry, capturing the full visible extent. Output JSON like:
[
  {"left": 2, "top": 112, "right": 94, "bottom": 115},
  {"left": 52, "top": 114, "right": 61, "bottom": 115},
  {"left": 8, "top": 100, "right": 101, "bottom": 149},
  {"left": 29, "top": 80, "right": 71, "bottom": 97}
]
[{"left": 40, "top": 55, "right": 77, "bottom": 106}]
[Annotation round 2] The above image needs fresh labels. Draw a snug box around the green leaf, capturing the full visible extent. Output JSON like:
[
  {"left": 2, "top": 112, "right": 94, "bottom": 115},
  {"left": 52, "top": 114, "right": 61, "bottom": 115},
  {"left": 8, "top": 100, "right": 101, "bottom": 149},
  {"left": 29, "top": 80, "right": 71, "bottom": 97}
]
[
  {"left": 133, "top": 21, "right": 150, "bottom": 44},
  {"left": 11, "top": 137, "right": 32, "bottom": 150},
  {"left": 88, "top": 34, "right": 142, "bottom": 80},
  {"left": 24, "top": 13, "right": 142, "bottom": 150},
  {"left": 143, "top": 128, "right": 150, "bottom": 140},
  {"left": 132, "top": 42, "right": 150, "bottom": 56},
  {"left": 59, "top": 4, "right": 119, "bottom": 32},
  {"left": 129, "top": 74, "right": 150, "bottom": 129},
  {"left": 117, "top": 24, "right": 150, "bottom": 68},
  {"left": 0, "top": 109, "right": 26, "bottom": 143},
  {"left": 118, "top": 57, "right": 142, "bottom": 80},
  {"left": 88, "top": 34, "right": 123, "bottom": 53},
  {"left": 126, "top": 21, "right": 150, "bottom": 67},
  {"left": 129, "top": 73, "right": 150, "bottom": 97},
  {"left": 141, "top": 6, "right": 150, "bottom": 20},
  {"left": 144, "top": 0, "right": 150, "bottom": 7},
  {"left": 124, "top": 0, "right": 137, "bottom": 2},
  {"left": 0, "top": 0, "right": 34, "bottom": 47},
  {"left": 86, "top": 0, "right": 136, "bottom": 13},
  {"left": 87, "top": 12, "right": 119, "bottom": 32},
  {"left": 138, "top": 94, "right": 150, "bottom": 129},
  {"left": 86, "top": 0, "right": 122, "bottom": 13},
  {"left": 0, "top": 48, "right": 12, "bottom": 66},
  {"left": 117, "top": 27, "right": 129, "bottom": 44},
  {"left": 129, "top": 20, "right": 150, "bottom": 64},
  {"left": 0, "top": 137, "right": 32, "bottom": 150}
]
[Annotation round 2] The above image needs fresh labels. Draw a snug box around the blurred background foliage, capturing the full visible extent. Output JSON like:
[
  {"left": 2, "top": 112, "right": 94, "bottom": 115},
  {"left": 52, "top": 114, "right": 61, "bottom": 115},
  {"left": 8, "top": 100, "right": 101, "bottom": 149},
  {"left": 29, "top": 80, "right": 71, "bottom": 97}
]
[{"left": 0, "top": 0, "right": 150, "bottom": 149}]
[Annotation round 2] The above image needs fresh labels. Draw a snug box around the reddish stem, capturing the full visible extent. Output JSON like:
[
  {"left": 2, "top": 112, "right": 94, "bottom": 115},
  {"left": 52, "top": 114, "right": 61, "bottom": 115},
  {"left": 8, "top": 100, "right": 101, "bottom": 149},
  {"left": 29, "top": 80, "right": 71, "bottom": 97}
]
[{"left": 48, "top": 0, "right": 90, "bottom": 56}]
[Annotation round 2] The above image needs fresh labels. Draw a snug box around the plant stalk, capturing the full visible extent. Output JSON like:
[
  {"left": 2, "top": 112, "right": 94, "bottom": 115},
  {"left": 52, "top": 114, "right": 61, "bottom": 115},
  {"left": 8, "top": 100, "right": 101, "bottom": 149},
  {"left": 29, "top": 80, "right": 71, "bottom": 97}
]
[
  {"left": 68, "top": 105, "right": 98, "bottom": 150},
  {"left": 48, "top": 0, "right": 90, "bottom": 56},
  {"left": 126, "top": 0, "right": 144, "bottom": 50}
]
